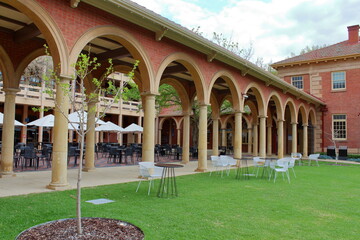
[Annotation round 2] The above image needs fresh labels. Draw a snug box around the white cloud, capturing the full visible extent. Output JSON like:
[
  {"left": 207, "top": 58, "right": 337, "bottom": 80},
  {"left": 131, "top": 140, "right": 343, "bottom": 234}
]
[{"left": 131, "top": 0, "right": 358, "bottom": 63}]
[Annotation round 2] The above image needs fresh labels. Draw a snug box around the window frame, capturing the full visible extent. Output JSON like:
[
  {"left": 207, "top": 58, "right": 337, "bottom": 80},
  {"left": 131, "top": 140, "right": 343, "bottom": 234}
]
[
  {"left": 331, "top": 71, "right": 346, "bottom": 90},
  {"left": 291, "top": 76, "right": 303, "bottom": 89},
  {"left": 332, "top": 114, "right": 347, "bottom": 140}
]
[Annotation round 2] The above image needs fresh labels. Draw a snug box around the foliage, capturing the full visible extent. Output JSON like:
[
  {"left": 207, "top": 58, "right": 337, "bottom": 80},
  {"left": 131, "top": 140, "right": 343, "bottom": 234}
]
[
  {"left": 290, "top": 44, "right": 328, "bottom": 57},
  {"left": 3, "top": 163, "right": 360, "bottom": 239}
]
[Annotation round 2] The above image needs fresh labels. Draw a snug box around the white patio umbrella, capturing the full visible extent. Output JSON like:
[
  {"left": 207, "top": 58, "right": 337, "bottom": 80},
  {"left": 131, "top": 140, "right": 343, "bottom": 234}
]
[
  {"left": 68, "top": 111, "right": 106, "bottom": 125},
  {"left": 0, "top": 112, "right": 24, "bottom": 126},
  {"left": 123, "top": 123, "right": 143, "bottom": 133},
  {"left": 95, "top": 121, "right": 124, "bottom": 132},
  {"left": 26, "top": 114, "right": 55, "bottom": 127}
]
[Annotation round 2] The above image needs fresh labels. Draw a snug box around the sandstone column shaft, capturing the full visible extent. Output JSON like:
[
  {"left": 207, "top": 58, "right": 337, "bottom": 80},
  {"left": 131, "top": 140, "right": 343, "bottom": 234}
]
[
  {"left": 196, "top": 104, "right": 207, "bottom": 172},
  {"left": 303, "top": 124, "right": 308, "bottom": 157},
  {"left": 83, "top": 101, "right": 96, "bottom": 172},
  {"left": 212, "top": 118, "right": 219, "bottom": 156},
  {"left": 259, "top": 116, "right": 266, "bottom": 157},
  {"left": 47, "top": 76, "right": 70, "bottom": 190},
  {"left": 277, "top": 120, "right": 284, "bottom": 159},
  {"left": 292, "top": 122, "right": 298, "bottom": 154},
  {"left": 182, "top": 113, "right": 190, "bottom": 164},
  {"left": 234, "top": 112, "right": 242, "bottom": 159},
  {"left": 142, "top": 93, "right": 156, "bottom": 163},
  {"left": 0, "top": 88, "right": 19, "bottom": 177}
]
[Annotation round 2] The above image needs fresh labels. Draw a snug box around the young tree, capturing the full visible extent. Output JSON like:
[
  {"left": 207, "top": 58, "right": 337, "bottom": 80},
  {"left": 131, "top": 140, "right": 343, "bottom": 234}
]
[{"left": 41, "top": 45, "right": 138, "bottom": 234}]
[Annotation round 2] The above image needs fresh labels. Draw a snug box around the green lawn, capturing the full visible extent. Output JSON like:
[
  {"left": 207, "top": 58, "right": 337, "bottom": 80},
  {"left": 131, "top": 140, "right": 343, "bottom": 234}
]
[{"left": 1, "top": 162, "right": 360, "bottom": 239}]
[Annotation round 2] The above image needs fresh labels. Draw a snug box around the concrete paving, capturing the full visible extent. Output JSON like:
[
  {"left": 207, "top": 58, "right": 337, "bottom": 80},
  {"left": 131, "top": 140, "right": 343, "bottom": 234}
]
[{"left": 0, "top": 161, "right": 204, "bottom": 198}]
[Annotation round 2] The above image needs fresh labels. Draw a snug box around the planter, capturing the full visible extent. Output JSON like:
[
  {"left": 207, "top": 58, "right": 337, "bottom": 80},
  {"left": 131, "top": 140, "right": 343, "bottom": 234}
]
[{"left": 16, "top": 217, "right": 144, "bottom": 240}]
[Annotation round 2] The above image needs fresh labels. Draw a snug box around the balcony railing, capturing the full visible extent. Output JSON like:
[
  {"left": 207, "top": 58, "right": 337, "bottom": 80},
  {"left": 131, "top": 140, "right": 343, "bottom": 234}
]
[{"left": 0, "top": 83, "right": 141, "bottom": 113}]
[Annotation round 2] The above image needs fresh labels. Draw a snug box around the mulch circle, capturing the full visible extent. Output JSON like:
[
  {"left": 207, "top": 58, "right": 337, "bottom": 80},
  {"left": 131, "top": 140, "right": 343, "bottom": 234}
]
[{"left": 16, "top": 218, "right": 144, "bottom": 240}]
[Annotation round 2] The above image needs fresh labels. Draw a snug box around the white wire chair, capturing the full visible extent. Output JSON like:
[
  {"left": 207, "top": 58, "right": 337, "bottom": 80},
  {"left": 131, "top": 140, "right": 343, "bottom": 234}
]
[
  {"left": 308, "top": 153, "right": 320, "bottom": 166},
  {"left": 291, "top": 152, "right": 303, "bottom": 166},
  {"left": 136, "top": 162, "right": 163, "bottom": 195},
  {"left": 269, "top": 158, "right": 291, "bottom": 183}
]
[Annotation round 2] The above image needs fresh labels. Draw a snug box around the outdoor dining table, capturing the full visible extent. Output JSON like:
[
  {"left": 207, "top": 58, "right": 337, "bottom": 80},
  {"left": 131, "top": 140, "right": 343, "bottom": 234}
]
[
  {"left": 234, "top": 158, "right": 254, "bottom": 180},
  {"left": 259, "top": 157, "right": 278, "bottom": 179},
  {"left": 155, "top": 163, "right": 184, "bottom": 198}
]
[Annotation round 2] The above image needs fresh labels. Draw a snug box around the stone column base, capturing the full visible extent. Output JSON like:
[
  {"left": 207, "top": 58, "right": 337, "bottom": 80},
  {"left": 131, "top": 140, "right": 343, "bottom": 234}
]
[
  {"left": 194, "top": 168, "right": 206, "bottom": 172},
  {"left": 0, "top": 172, "right": 16, "bottom": 178},
  {"left": 180, "top": 161, "right": 189, "bottom": 164},
  {"left": 82, "top": 167, "right": 96, "bottom": 172},
  {"left": 46, "top": 183, "right": 70, "bottom": 190}
]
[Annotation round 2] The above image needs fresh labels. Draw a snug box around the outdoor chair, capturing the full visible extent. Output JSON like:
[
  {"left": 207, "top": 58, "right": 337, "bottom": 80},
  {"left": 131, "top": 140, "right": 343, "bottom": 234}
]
[
  {"left": 22, "top": 146, "right": 39, "bottom": 170},
  {"left": 124, "top": 148, "right": 134, "bottom": 164},
  {"left": 219, "top": 155, "right": 236, "bottom": 176},
  {"left": 38, "top": 147, "right": 52, "bottom": 168},
  {"left": 269, "top": 158, "right": 291, "bottom": 183},
  {"left": 173, "top": 147, "right": 182, "bottom": 160},
  {"left": 136, "top": 162, "right": 163, "bottom": 195},
  {"left": 67, "top": 146, "right": 79, "bottom": 166},
  {"left": 108, "top": 147, "right": 121, "bottom": 163},
  {"left": 209, "top": 155, "right": 226, "bottom": 177},
  {"left": 291, "top": 152, "right": 303, "bottom": 165},
  {"left": 287, "top": 157, "right": 296, "bottom": 178},
  {"left": 252, "top": 157, "right": 266, "bottom": 178},
  {"left": 308, "top": 153, "right": 320, "bottom": 166}
]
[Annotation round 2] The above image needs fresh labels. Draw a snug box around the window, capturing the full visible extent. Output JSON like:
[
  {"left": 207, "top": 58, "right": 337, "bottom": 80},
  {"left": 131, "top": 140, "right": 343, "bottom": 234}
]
[
  {"left": 291, "top": 76, "right": 303, "bottom": 89},
  {"left": 332, "top": 71, "right": 346, "bottom": 90},
  {"left": 332, "top": 114, "right": 346, "bottom": 140}
]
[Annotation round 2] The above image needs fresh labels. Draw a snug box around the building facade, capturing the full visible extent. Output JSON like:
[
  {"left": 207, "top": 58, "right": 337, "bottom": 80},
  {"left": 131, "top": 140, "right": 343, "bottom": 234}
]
[{"left": 272, "top": 25, "right": 360, "bottom": 154}]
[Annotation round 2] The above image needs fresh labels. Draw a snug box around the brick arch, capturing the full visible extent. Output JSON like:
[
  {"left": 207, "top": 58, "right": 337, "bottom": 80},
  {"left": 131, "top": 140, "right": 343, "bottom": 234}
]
[
  {"left": 298, "top": 103, "right": 308, "bottom": 124},
  {"left": 159, "top": 116, "right": 179, "bottom": 129},
  {"left": 210, "top": 92, "right": 221, "bottom": 118},
  {"left": 155, "top": 52, "right": 206, "bottom": 105},
  {"left": 243, "top": 82, "right": 266, "bottom": 116},
  {"left": 244, "top": 99, "right": 259, "bottom": 124},
  {"left": 69, "top": 25, "right": 153, "bottom": 93},
  {"left": 4, "top": 0, "right": 68, "bottom": 76},
  {"left": 308, "top": 107, "right": 317, "bottom": 126},
  {"left": 14, "top": 48, "right": 48, "bottom": 84},
  {"left": 208, "top": 70, "right": 241, "bottom": 111},
  {"left": 284, "top": 98, "right": 297, "bottom": 123},
  {"left": 160, "top": 78, "right": 191, "bottom": 113},
  {"left": 0, "top": 45, "right": 15, "bottom": 88},
  {"left": 266, "top": 91, "right": 284, "bottom": 121}
]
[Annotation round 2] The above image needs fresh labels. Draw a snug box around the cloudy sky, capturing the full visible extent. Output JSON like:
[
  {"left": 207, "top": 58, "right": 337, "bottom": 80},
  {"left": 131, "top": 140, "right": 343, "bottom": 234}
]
[{"left": 131, "top": 0, "right": 358, "bottom": 64}]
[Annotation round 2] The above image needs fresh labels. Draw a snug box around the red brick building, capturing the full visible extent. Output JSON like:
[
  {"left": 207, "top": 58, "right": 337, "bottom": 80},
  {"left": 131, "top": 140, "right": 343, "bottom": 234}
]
[{"left": 272, "top": 25, "right": 360, "bottom": 154}]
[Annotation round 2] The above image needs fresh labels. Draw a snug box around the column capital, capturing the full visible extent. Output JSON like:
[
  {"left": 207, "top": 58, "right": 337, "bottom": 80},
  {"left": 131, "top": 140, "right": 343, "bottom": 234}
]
[
  {"left": 258, "top": 115, "right": 267, "bottom": 119},
  {"left": 182, "top": 111, "right": 192, "bottom": 116},
  {"left": 2, "top": 88, "right": 20, "bottom": 95},
  {"left": 140, "top": 91, "right": 159, "bottom": 97},
  {"left": 277, "top": 119, "right": 285, "bottom": 123},
  {"left": 198, "top": 103, "right": 210, "bottom": 108},
  {"left": 211, "top": 117, "right": 220, "bottom": 121},
  {"left": 291, "top": 122, "right": 298, "bottom": 125},
  {"left": 302, "top": 124, "right": 309, "bottom": 127},
  {"left": 59, "top": 74, "right": 73, "bottom": 81}
]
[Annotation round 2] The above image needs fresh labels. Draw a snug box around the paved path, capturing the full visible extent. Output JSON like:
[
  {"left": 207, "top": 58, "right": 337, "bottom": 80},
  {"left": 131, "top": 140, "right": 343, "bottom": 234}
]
[{"left": 0, "top": 161, "right": 203, "bottom": 198}]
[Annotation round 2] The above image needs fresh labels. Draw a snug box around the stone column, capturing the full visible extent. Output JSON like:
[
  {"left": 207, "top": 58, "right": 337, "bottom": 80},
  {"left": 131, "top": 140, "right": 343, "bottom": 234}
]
[
  {"left": 141, "top": 93, "right": 156, "bottom": 163},
  {"left": 177, "top": 128, "right": 181, "bottom": 145},
  {"left": 137, "top": 116, "right": 142, "bottom": 144},
  {"left": 267, "top": 124, "right": 272, "bottom": 156},
  {"left": 83, "top": 101, "right": 96, "bottom": 172},
  {"left": 0, "top": 88, "right": 19, "bottom": 177},
  {"left": 158, "top": 128, "right": 162, "bottom": 145},
  {"left": 47, "top": 76, "right": 71, "bottom": 190},
  {"left": 195, "top": 104, "right": 208, "bottom": 172},
  {"left": 259, "top": 115, "right": 266, "bottom": 158},
  {"left": 277, "top": 120, "right": 284, "bottom": 159},
  {"left": 38, "top": 110, "right": 44, "bottom": 144},
  {"left": 247, "top": 127, "right": 252, "bottom": 154},
  {"left": 118, "top": 114, "right": 123, "bottom": 145},
  {"left": 212, "top": 117, "right": 219, "bottom": 156},
  {"left": 221, "top": 128, "right": 227, "bottom": 147},
  {"left": 182, "top": 113, "right": 190, "bottom": 164},
  {"left": 303, "top": 124, "right": 308, "bottom": 157},
  {"left": 20, "top": 105, "right": 28, "bottom": 143},
  {"left": 253, "top": 123, "right": 258, "bottom": 156},
  {"left": 292, "top": 122, "right": 298, "bottom": 154},
  {"left": 234, "top": 112, "right": 242, "bottom": 159}
]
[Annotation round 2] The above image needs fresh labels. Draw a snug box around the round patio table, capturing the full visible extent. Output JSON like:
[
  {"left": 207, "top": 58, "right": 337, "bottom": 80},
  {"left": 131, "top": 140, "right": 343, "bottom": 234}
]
[
  {"left": 155, "top": 163, "right": 184, "bottom": 198},
  {"left": 234, "top": 158, "right": 254, "bottom": 180}
]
